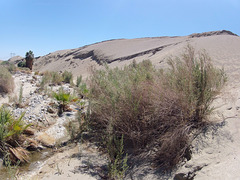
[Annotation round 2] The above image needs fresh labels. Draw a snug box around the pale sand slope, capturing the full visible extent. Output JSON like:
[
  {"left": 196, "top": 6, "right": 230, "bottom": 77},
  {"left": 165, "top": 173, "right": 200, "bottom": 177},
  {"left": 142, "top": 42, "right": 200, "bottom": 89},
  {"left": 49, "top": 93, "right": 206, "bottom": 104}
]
[
  {"left": 31, "top": 30, "right": 240, "bottom": 79},
  {"left": 10, "top": 30, "right": 240, "bottom": 179}
]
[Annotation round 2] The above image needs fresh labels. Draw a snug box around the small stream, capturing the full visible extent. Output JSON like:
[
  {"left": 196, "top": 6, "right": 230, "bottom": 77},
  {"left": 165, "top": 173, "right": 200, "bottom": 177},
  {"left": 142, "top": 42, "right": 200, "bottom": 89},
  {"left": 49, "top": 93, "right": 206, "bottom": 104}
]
[{"left": 0, "top": 148, "right": 54, "bottom": 179}]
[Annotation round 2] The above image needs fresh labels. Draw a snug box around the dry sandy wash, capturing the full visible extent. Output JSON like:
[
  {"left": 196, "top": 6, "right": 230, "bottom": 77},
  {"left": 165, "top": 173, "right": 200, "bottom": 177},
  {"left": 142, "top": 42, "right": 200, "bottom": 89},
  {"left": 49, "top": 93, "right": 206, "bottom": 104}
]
[{"left": 9, "top": 30, "right": 240, "bottom": 179}]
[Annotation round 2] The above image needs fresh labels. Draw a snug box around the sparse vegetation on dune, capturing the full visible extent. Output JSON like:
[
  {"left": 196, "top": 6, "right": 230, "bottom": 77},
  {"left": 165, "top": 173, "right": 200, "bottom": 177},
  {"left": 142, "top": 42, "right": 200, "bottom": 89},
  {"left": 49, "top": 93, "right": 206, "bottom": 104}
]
[{"left": 85, "top": 45, "right": 226, "bottom": 174}]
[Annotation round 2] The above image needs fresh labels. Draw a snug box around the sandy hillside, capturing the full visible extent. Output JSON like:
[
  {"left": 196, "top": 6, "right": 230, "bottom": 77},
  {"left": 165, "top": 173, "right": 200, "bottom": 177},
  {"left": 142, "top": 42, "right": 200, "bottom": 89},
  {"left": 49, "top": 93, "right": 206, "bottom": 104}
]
[
  {"left": 26, "top": 30, "right": 239, "bottom": 80},
  {"left": 7, "top": 30, "right": 240, "bottom": 179}
]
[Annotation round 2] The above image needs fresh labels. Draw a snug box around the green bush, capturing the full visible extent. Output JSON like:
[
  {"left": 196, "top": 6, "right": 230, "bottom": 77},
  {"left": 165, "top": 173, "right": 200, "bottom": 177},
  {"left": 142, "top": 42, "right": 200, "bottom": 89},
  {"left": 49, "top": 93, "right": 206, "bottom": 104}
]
[
  {"left": 17, "top": 61, "right": 26, "bottom": 68},
  {"left": 166, "top": 45, "right": 226, "bottom": 122},
  {"left": 62, "top": 70, "right": 73, "bottom": 83},
  {"left": 0, "top": 66, "right": 15, "bottom": 94},
  {"left": 40, "top": 71, "right": 74, "bottom": 91},
  {"left": 76, "top": 75, "right": 89, "bottom": 97},
  {"left": 87, "top": 46, "right": 226, "bottom": 171},
  {"left": 76, "top": 75, "right": 82, "bottom": 87},
  {"left": 40, "top": 71, "right": 63, "bottom": 90}
]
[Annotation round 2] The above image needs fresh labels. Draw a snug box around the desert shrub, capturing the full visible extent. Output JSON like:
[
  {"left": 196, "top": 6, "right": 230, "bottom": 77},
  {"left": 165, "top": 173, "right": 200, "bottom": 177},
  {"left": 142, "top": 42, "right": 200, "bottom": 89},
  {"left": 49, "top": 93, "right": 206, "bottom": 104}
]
[
  {"left": 165, "top": 45, "right": 226, "bottom": 123},
  {"left": 17, "top": 61, "right": 26, "bottom": 68},
  {"left": 40, "top": 71, "right": 63, "bottom": 90},
  {"left": 40, "top": 71, "right": 74, "bottom": 91},
  {"left": 76, "top": 75, "right": 82, "bottom": 87},
  {"left": 1, "top": 61, "right": 17, "bottom": 73},
  {"left": 0, "top": 66, "right": 15, "bottom": 94},
  {"left": 76, "top": 75, "right": 89, "bottom": 97},
  {"left": 87, "top": 46, "right": 226, "bottom": 171},
  {"left": 107, "top": 135, "right": 128, "bottom": 179},
  {"left": 62, "top": 70, "right": 73, "bottom": 83}
]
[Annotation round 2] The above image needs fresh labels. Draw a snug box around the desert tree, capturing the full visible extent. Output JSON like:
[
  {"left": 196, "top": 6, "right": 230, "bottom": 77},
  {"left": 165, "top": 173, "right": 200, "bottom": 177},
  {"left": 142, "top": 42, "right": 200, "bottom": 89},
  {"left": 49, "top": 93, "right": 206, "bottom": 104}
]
[{"left": 25, "top": 50, "right": 34, "bottom": 70}]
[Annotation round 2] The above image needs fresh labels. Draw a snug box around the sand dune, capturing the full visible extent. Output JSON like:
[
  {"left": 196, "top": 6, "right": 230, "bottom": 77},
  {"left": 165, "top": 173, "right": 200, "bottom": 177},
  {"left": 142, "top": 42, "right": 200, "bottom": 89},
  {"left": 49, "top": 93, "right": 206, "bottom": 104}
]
[{"left": 31, "top": 30, "right": 240, "bottom": 81}]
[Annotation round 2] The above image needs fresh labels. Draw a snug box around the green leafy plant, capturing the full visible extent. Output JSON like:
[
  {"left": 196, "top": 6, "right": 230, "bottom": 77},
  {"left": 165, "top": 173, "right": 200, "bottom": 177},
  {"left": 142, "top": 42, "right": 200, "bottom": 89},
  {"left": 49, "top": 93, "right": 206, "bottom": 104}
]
[
  {"left": 0, "top": 106, "right": 30, "bottom": 142},
  {"left": 0, "top": 105, "right": 31, "bottom": 165}
]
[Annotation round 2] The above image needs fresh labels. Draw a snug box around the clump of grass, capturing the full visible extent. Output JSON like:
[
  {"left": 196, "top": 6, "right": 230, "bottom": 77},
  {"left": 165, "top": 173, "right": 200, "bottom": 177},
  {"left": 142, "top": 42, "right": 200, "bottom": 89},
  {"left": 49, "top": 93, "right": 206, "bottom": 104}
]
[
  {"left": 4, "top": 153, "right": 20, "bottom": 179},
  {"left": 0, "top": 66, "right": 15, "bottom": 94},
  {"left": 87, "top": 46, "right": 226, "bottom": 171}
]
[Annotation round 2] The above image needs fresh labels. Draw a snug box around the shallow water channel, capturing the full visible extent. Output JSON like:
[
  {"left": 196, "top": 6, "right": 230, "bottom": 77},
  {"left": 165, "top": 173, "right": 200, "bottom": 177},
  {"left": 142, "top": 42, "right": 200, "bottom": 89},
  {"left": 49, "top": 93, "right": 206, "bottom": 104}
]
[{"left": 0, "top": 148, "right": 54, "bottom": 179}]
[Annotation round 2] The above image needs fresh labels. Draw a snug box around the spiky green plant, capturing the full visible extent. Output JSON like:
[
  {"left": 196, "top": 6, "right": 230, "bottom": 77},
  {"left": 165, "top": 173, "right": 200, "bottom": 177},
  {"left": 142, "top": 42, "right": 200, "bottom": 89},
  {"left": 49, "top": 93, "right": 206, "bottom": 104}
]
[
  {"left": 53, "top": 87, "right": 74, "bottom": 115},
  {"left": 0, "top": 106, "right": 30, "bottom": 142}
]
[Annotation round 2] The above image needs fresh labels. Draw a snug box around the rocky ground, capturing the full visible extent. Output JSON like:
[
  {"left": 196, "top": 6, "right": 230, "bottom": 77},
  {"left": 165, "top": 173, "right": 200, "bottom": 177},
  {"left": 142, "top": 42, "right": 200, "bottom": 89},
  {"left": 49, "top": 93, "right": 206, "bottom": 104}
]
[{"left": 0, "top": 71, "right": 109, "bottom": 180}]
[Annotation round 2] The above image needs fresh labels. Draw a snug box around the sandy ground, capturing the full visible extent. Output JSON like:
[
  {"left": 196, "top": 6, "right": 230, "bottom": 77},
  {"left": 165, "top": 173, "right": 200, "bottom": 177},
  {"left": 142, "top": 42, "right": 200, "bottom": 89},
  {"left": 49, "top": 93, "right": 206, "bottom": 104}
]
[{"left": 20, "top": 143, "right": 107, "bottom": 180}]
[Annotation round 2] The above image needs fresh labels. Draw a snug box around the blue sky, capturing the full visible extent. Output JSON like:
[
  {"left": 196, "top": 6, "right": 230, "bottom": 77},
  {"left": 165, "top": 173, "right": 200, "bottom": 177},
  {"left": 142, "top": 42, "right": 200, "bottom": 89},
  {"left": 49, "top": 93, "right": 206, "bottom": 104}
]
[{"left": 0, "top": 0, "right": 239, "bottom": 60}]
